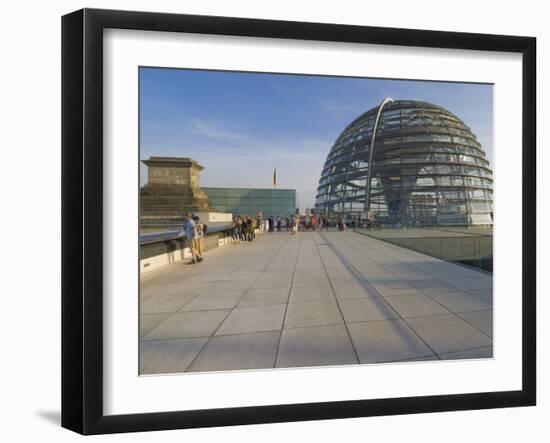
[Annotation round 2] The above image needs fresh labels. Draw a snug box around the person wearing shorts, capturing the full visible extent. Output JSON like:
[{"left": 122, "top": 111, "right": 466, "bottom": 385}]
[
  {"left": 193, "top": 215, "right": 205, "bottom": 258},
  {"left": 183, "top": 213, "right": 202, "bottom": 264}
]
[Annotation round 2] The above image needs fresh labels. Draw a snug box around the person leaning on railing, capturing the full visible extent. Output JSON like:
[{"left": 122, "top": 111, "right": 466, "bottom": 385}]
[
  {"left": 193, "top": 215, "right": 206, "bottom": 260},
  {"left": 247, "top": 216, "right": 256, "bottom": 241},
  {"left": 182, "top": 212, "right": 203, "bottom": 264},
  {"left": 231, "top": 217, "right": 241, "bottom": 244}
]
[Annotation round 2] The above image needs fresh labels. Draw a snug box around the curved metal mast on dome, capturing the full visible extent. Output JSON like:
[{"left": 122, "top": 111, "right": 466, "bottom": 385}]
[{"left": 364, "top": 97, "right": 393, "bottom": 214}]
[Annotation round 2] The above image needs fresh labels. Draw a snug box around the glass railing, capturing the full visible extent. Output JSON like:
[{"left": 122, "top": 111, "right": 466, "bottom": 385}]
[{"left": 353, "top": 225, "right": 493, "bottom": 272}]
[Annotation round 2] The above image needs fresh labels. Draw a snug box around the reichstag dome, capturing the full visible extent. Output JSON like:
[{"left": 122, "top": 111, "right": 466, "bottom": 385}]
[{"left": 314, "top": 99, "right": 493, "bottom": 226}]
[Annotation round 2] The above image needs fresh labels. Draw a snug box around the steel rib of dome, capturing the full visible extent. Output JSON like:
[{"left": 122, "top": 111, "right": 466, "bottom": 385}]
[{"left": 314, "top": 99, "right": 493, "bottom": 226}]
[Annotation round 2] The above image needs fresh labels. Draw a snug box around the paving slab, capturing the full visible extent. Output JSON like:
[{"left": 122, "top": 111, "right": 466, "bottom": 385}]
[
  {"left": 295, "top": 261, "right": 324, "bottom": 270},
  {"left": 471, "top": 274, "right": 493, "bottom": 285},
  {"left": 276, "top": 324, "right": 358, "bottom": 368},
  {"left": 396, "top": 272, "right": 432, "bottom": 282},
  {"left": 222, "top": 271, "right": 263, "bottom": 281},
  {"left": 258, "top": 270, "right": 294, "bottom": 279},
  {"left": 406, "top": 314, "right": 493, "bottom": 355},
  {"left": 348, "top": 319, "right": 436, "bottom": 363},
  {"left": 356, "top": 268, "right": 389, "bottom": 277},
  {"left": 188, "top": 331, "right": 280, "bottom": 372},
  {"left": 140, "top": 338, "right": 208, "bottom": 374},
  {"left": 442, "top": 277, "right": 492, "bottom": 291},
  {"left": 251, "top": 274, "right": 293, "bottom": 290},
  {"left": 439, "top": 346, "right": 493, "bottom": 360},
  {"left": 407, "top": 279, "right": 458, "bottom": 294},
  {"left": 143, "top": 310, "right": 229, "bottom": 340},
  {"left": 458, "top": 310, "right": 493, "bottom": 337},
  {"left": 140, "top": 313, "right": 172, "bottom": 337},
  {"left": 332, "top": 283, "right": 376, "bottom": 300},
  {"left": 216, "top": 304, "right": 286, "bottom": 335},
  {"left": 238, "top": 287, "right": 290, "bottom": 307},
  {"left": 140, "top": 281, "right": 213, "bottom": 299},
  {"left": 179, "top": 291, "right": 244, "bottom": 311},
  {"left": 383, "top": 294, "right": 452, "bottom": 318},
  {"left": 289, "top": 285, "right": 335, "bottom": 303},
  {"left": 370, "top": 285, "right": 425, "bottom": 297},
  {"left": 339, "top": 298, "right": 399, "bottom": 323},
  {"left": 205, "top": 280, "right": 253, "bottom": 294},
  {"left": 292, "top": 270, "right": 330, "bottom": 287},
  {"left": 368, "top": 277, "right": 413, "bottom": 290},
  {"left": 325, "top": 270, "right": 357, "bottom": 285},
  {"left": 426, "top": 291, "right": 492, "bottom": 313},
  {"left": 184, "top": 272, "right": 232, "bottom": 283},
  {"left": 284, "top": 301, "right": 344, "bottom": 328},
  {"left": 400, "top": 355, "right": 440, "bottom": 362},
  {"left": 466, "top": 288, "right": 493, "bottom": 305},
  {"left": 140, "top": 293, "right": 201, "bottom": 314}
]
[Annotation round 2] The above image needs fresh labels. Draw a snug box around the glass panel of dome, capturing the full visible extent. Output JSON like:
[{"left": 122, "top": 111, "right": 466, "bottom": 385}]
[
  {"left": 470, "top": 201, "right": 491, "bottom": 213},
  {"left": 463, "top": 168, "right": 483, "bottom": 177},
  {"left": 440, "top": 190, "right": 466, "bottom": 199},
  {"left": 439, "top": 214, "right": 469, "bottom": 224},
  {"left": 378, "top": 138, "right": 400, "bottom": 146},
  {"left": 433, "top": 146, "right": 457, "bottom": 153},
  {"left": 470, "top": 214, "right": 493, "bottom": 225},
  {"left": 416, "top": 177, "right": 435, "bottom": 186},
  {"left": 430, "top": 134, "right": 453, "bottom": 142},
  {"left": 468, "top": 189, "right": 487, "bottom": 199},
  {"left": 440, "top": 202, "right": 467, "bottom": 213}
]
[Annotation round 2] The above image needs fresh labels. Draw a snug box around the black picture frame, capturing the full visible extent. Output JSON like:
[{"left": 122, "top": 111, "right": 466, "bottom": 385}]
[{"left": 61, "top": 8, "right": 536, "bottom": 435}]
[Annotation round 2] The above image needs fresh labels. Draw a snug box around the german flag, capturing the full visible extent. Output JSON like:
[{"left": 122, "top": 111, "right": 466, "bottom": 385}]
[{"left": 273, "top": 167, "right": 277, "bottom": 187}]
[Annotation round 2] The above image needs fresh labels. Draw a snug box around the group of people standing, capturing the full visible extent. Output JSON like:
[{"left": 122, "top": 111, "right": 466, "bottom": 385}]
[
  {"left": 268, "top": 215, "right": 299, "bottom": 233},
  {"left": 336, "top": 215, "right": 358, "bottom": 231},
  {"left": 230, "top": 215, "right": 259, "bottom": 244},
  {"left": 182, "top": 211, "right": 357, "bottom": 265},
  {"left": 263, "top": 214, "right": 337, "bottom": 233},
  {"left": 288, "top": 214, "right": 330, "bottom": 232}
]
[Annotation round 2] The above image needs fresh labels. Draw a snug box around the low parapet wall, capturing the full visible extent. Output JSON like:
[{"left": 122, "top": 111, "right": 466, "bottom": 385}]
[
  {"left": 140, "top": 229, "right": 231, "bottom": 275},
  {"left": 140, "top": 224, "right": 266, "bottom": 276}
]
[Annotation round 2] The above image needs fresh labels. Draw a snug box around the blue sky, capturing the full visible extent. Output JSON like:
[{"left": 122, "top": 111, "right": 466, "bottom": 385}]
[{"left": 140, "top": 68, "right": 493, "bottom": 209}]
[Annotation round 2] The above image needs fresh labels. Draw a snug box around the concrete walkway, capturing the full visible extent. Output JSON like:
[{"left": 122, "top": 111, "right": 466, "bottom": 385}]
[{"left": 140, "top": 230, "right": 493, "bottom": 374}]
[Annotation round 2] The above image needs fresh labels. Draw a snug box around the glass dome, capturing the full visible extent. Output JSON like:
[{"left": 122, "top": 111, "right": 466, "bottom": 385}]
[{"left": 314, "top": 99, "right": 493, "bottom": 226}]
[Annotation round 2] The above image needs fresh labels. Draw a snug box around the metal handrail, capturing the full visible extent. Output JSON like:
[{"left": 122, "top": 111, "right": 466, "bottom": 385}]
[{"left": 139, "top": 223, "right": 232, "bottom": 245}]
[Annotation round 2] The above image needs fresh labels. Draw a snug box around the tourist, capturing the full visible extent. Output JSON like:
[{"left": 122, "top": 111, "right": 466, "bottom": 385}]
[
  {"left": 337, "top": 216, "right": 344, "bottom": 232},
  {"left": 240, "top": 216, "right": 248, "bottom": 242},
  {"left": 257, "top": 214, "right": 264, "bottom": 233},
  {"left": 193, "top": 215, "right": 205, "bottom": 259},
  {"left": 276, "top": 216, "right": 281, "bottom": 232},
  {"left": 183, "top": 212, "right": 202, "bottom": 264},
  {"left": 231, "top": 216, "right": 241, "bottom": 244},
  {"left": 291, "top": 215, "right": 300, "bottom": 235},
  {"left": 247, "top": 216, "right": 256, "bottom": 241},
  {"left": 285, "top": 216, "right": 290, "bottom": 231},
  {"left": 238, "top": 216, "right": 245, "bottom": 241}
]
